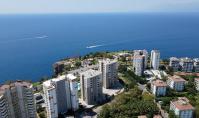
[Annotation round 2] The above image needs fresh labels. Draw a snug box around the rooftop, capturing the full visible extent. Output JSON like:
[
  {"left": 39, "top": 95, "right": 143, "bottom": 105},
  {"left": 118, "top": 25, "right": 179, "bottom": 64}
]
[
  {"left": 99, "top": 59, "right": 117, "bottom": 65},
  {"left": 169, "top": 75, "right": 186, "bottom": 82},
  {"left": 180, "top": 57, "right": 193, "bottom": 62},
  {"left": 151, "top": 50, "right": 160, "bottom": 53},
  {"left": 170, "top": 57, "right": 179, "bottom": 61},
  {"left": 171, "top": 97, "right": 194, "bottom": 110},
  {"left": 195, "top": 78, "right": 199, "bottom": 81},
  {"left": 0, "top": 81, "right": 32, "bottom": 95},
  {"left": 43, "top": 75, "right": 67, "bottom": 89},
  {"left": 80, "top": 69, "right": 102, "bottom": 78},
  {"left": 138, "top": 115, "right": 147, "bottom": 118},
  {"left": 134, "top": 55, "right": 145, "bottom": 59},
  {"left": 67, "top": 74, "right": 77, "bottom": 81},
  {"left": 152, "top": 80, "right": 167, "bottom": 87}
]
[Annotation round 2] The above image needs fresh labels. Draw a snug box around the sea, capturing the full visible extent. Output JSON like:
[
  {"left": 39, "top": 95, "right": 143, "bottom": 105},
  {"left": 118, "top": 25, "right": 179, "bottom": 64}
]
[{"left": 0, "top": 13, "right": 199, "bottom": 83}]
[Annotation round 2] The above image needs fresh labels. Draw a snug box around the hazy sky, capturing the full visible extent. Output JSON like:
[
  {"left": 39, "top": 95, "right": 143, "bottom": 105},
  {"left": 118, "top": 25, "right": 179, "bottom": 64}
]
[{"left": 1, "top": 0, "right": 199, "bottom": 14}]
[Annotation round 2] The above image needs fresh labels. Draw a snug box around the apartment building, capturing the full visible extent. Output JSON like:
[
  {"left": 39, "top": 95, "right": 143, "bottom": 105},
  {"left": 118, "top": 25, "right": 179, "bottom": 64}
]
[
  {"left": 180, "top": 58, "right": 194, "bottom": 72},
  {"left": 43, "top": 74, "right": 79, "bottom": 118},
  {"left": 134, "top": 50, "right": 148, "bottom": 68},
  {"left": 169, "top": 57, "right": 180, "bottom": 71},
  {"left": 167, "top": 75, "right": 186, "bottom": 91},
  {"left": 170, "top": 97, "right": 194, "bottom": 118},
  {"left": 80, "top": 69, "right": 103, "bottom": 105},
  {"left": 194, "top": 58, "right": 199, "bottom": 72},
  {"left": 150, "top": 50, "right": 160, "bottom": 70},
  {"left": 133, "top": 55, "right": 145, "bottom": 76},
  {"left": 0, "top": 81, "right": 36, "bottom": 118},
  {"left": 99, "top": 59, "right": 118, "bottom": 89},
  {"left": 151, "top": 79, "right": 167, "bottom": 96}
]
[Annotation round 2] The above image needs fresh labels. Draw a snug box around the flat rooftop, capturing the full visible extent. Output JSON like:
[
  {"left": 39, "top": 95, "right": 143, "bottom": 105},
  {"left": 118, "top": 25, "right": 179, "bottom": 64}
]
[
  {"left": 0, "top": 81, "right": 32, "bottom": 95},
  {"left": 80, "top": 69, "right": 101, "bottom": 78},
  {"left": 99, "top": 59, "right": 117, "bottom": 65}
]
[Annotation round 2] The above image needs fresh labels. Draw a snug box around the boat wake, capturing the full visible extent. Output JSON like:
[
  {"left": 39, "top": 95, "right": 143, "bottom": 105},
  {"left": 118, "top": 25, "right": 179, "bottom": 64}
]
[
  {"left": 86, "top": 45, "right": 103, "bottom": 49},
  {"left": 0, "top": 35, "right": 48, "bottom": 44}
]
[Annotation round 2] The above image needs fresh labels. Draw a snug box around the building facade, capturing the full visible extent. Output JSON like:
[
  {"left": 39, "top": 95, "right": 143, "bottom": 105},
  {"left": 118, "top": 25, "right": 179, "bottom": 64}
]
[
  {"left": 80, "top": 69, "right": 103, "bottom": 105},
  {"left": 151, "top": 80, "right": 167, "bottom": 96},
  {"left": 99, "top": 59, "right": 118, "bottom": 89},
  {"left": 194, "top": 58, "right": 199, "bottom": 72},
  {"left": 169, "top": 57, "right": 180, "bottom": 71},
  {"left": 43, "top": 75, "right": 79, "bottom": 118},
  {"left": 195, "top": 78, "right": 199, "bottom": 91},
  {"left": 150, "top": 50, "right": 160, "bottom": 70},
  {"left": 0, "top": 81, "right": 36, "bottom": 118},
  {"left": 134, "top": 50, "right": 148, "bottom": 68},
  {"left": 170, "top": 97, "right": 194, "bottom": 118},
  {"left": 167, "top": 75, "right": 186, "bottom": 91},
  {"left": 133, "top": 55, "right": 145, "bottom": 76},
  {"left": 179, "top": 58, "right": 194, "bottom": 72}
]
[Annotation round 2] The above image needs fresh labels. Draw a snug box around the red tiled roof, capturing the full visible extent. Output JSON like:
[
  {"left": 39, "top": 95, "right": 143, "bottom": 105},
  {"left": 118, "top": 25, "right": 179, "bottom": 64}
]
[
  {"left": 169, "top": 75, "right": 186, "bottom": 82},
  {"left": 195, "top": 78, "right": 199, "bottom": 81},
  {"left": 153, "top": 115, "right": 162, "bottom": 118},
  {"left": 152, "top": 80, "right": 167, "bottom": 87},
  {"left": 171, "top": 97, "right": 194, "bottom": 110},
  {"left": 138, "top": 115, "right": 147, "bottom": 118}
]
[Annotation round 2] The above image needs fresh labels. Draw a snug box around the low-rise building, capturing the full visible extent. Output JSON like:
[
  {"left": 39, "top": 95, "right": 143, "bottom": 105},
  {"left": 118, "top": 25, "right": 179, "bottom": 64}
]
[
  {"left": 195, "top": 78, "right": 199, "bottom": 91},
  {"left": 169, "top": 57, "right": 180, "bottom": 71},
  {"left": 167, "top": 75, "right": 186, "bottom": 91},
  {"left": 151, "top": 80, "right": 167, "bottom": 96},
  {"left": 194, "top": 58, "right": 199, "bottom": 72},
  {"left": 170, "top": 97, "right": 194, "bottom": 118},
  {"left": 180, "top": 58, "right": 194, "bottom": 72}
]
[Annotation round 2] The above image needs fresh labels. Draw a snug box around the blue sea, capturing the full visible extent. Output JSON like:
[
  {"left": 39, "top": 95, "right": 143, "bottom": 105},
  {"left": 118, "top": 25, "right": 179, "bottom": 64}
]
[{"left": 0, "top": 13, "right": 199, "bottom": 83}]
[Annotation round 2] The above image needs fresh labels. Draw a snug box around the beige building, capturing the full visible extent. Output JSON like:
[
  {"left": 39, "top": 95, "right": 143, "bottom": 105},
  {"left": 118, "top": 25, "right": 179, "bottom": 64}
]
[
  {"left": 151, "top": 79, "right": 167, "bottom": 96},
  {"left": 134, "top": 50, "right": 148, "bottom": 69},
  {"left": 167, "top": 75, "right": 186, "bottom": 91},
  {"left": 0, "top": 81, "right": 36, "bottom": 118},
  {"left": 99, "top": 59, "right": 118, "bottom": 89},
  {"left": 80, "top": 69, "right": 103, "bottom": 105},
  {"left": 170, "top": 97, "right": 194, "bottom": 118}
]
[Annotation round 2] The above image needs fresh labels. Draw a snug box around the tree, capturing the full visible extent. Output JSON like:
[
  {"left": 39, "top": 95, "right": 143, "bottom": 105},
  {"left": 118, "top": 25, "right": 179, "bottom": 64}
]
[{"left": 169, "top": 110, "right": 178, "bottom": 118}]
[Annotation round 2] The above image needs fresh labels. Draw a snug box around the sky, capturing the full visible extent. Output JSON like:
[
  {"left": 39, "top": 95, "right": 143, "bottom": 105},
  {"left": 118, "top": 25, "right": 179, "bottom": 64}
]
[{"left": 0, "top": 0, "right": 199, "bottom": 14}]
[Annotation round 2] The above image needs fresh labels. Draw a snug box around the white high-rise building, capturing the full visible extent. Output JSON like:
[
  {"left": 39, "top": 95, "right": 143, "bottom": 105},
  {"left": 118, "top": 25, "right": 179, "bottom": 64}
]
[
  {"left": 80, "top": 69, "right": 103, "bottom": 105},
  {"left": 99, "top": 59, "right": 118, "bottom": 89},
  {"left": 67, "top": 74, "right": 79, "bottom": 111},
  {"left": 133, "top": 55, "right": 145, "bottom": 76},
  {"left": 43, "top": 75, "right": 79, "bottom": 118},
  {"left": 170, "top": 97, "right": 194, "bottom": 118},
  {"left": 134, "top": 50, "right": 148, "bottom": 68},
  {"left": 151, "top": 79, "right": 167, "bottom": 96},
  {"left": 0, "top": 81, "right": 36, "bottom": 118},
  {"left": 167, "top": 75, "right": 186, "bottom": 91},
  {"left": 150, "top": 50, "right": 160, "bottom": 70}
]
